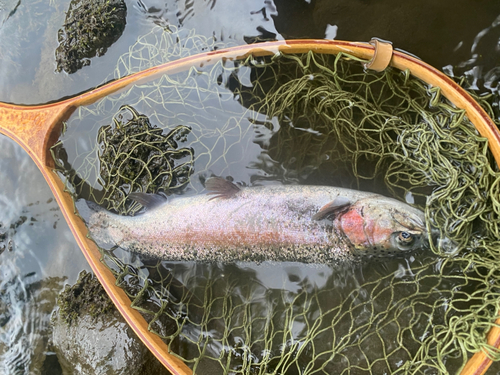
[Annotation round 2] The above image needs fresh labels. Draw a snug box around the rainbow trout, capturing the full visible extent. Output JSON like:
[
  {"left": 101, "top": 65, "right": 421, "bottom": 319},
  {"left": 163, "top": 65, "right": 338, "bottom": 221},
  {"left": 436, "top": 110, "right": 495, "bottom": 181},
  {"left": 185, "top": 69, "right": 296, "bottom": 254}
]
[{"left": 78, "top": 177, "right": 428, "bottom": 263}]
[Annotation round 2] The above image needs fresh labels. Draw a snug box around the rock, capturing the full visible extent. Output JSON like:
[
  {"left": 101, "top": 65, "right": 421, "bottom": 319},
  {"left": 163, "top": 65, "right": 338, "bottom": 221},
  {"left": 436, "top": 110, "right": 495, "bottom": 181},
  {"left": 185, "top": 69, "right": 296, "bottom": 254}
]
[
  {"left": 55, "top": 0, "right": 127, "bottom": 74},
  {"left": 52, "top": 271, "right": 169, "bottom": 375}
]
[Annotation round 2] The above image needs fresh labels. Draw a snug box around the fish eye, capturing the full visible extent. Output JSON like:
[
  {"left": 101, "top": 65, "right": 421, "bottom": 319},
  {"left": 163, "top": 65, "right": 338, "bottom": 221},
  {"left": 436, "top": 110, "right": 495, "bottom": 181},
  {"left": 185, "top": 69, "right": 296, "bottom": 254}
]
[
  {"left": 398, "top": 231, "right": 414, "bottom": 244},
  {"left": 393, "top": 231, "right": 420, "bottom": 251}
]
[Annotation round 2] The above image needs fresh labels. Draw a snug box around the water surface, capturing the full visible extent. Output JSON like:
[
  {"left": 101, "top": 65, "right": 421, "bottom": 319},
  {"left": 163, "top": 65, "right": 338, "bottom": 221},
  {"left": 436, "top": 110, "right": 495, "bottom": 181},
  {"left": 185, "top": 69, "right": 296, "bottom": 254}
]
[{"left": 1, "top": 0, "right": 500, "bottom": 373}]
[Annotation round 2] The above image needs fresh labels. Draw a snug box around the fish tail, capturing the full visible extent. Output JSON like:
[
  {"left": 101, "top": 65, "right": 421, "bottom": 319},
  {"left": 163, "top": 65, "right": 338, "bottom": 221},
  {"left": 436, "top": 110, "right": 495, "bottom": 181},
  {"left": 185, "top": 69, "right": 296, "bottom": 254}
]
[
  {"left": 75, "top": 199, "right": 104, "bottom": 224},
  {"left": 75, "top": 199, "right": 116, "bottom": 247}
]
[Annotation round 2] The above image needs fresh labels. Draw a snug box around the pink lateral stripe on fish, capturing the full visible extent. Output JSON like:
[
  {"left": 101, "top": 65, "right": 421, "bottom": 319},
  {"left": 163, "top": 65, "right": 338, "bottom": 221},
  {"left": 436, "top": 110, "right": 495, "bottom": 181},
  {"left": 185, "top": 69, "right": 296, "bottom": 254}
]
[{"left": 77, "top": 177, "right": 428, "bottom": 263}]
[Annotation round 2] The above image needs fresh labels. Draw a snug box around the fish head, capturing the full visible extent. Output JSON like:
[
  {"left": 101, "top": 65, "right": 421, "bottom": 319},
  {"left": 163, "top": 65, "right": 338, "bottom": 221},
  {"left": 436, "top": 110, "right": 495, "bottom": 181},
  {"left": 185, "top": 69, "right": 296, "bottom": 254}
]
[{"left": 337, "top": 197, "right": 427, "bottom": 256}]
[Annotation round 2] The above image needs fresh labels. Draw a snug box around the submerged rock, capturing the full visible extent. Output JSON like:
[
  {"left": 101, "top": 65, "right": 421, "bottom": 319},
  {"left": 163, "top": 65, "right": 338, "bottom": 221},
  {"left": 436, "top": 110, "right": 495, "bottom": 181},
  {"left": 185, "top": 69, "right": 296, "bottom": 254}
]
[
  {"left": 55, "top": 0, "right": 127, "bottom": 74},
  {"left": 52, "top": 271, "right": 169, "bottom": 375}
]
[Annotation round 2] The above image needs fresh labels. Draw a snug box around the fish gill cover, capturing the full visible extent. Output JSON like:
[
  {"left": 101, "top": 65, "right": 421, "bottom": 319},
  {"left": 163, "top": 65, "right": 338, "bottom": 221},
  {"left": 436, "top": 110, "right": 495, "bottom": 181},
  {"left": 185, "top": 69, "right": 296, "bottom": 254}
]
[{"left": 51, "top": 26, "right": 500, "bottom": 374}]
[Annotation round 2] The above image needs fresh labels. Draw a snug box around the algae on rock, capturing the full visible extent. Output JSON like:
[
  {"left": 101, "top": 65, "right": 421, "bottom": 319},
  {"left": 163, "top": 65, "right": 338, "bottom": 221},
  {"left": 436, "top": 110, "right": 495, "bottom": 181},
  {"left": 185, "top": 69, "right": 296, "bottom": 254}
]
[
  {"left": 52, "top": 270, "right": 169, "bottom": 375},
  {"left": 55, "top": 0, "right": 127, "bottom": 74}
]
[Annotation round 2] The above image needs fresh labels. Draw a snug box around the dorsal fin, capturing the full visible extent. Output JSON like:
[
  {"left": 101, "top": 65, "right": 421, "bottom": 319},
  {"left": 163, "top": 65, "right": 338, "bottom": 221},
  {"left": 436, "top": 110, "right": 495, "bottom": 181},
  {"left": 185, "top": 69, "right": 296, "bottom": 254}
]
[
  {"left": 205, "top": 177, "right": 240, "bottom": 200},
  {"left": 312, "top": 197, "right": 352, "bottom": 221},
  {"left": 128, "top": 192, "right": 167, "bottom": 210}
]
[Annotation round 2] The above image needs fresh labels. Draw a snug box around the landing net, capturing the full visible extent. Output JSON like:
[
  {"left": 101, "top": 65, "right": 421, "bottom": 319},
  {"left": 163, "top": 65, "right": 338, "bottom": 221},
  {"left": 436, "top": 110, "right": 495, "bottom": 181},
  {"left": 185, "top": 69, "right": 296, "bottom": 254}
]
[{"left": 52, "top": 26, "right": 500, "bottom": 374}]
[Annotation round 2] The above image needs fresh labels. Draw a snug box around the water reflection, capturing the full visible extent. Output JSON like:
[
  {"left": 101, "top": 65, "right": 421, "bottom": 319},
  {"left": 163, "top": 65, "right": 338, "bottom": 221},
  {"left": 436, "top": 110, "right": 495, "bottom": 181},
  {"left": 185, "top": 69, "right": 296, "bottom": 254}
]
[
  {"left": 448, "top": 14, "right": 500, "bottom": 93},
  {"left": 135, "top": 0, "right": 279, "bottom": 43},
  {"left": 113, "top": 251, "right": 475, "bottom": 373},
  {"left": 1, "top": 1, "right": 500, "bottom": 104},
  {"left": 0, "top": 261, "right": 65, "bottom": 374},
  {"left": 0, "top": 138, "right": 88, "bottom": 374}
]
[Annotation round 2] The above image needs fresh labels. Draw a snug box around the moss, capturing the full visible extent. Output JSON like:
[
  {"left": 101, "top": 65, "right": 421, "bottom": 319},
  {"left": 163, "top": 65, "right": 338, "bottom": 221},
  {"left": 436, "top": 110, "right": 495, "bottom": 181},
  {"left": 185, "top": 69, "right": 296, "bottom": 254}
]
[
  {"left": 96, "top": 105, "right": 193, "bottom": 215},
  {"left": 56, "top": 270, "right": 115, "bottom": 327},
  {"left": 55, "top": 0, "right": 127, "bottom": 74}
]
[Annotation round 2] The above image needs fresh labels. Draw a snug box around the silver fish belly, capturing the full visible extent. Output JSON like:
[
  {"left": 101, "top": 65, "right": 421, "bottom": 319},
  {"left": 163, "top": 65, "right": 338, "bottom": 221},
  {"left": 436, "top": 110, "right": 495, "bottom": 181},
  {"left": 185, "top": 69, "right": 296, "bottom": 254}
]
[{"left": 80, "top": 178, "right": 427, "bottom": 263}]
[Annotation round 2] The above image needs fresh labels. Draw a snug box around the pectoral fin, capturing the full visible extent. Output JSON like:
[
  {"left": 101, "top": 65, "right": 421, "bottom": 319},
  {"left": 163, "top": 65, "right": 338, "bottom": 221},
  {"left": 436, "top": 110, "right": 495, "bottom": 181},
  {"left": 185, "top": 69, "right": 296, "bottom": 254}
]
[
  {"left": 312, "top": 197, "right": 352, "bottom": 220},
  {"left": 205, "top": 177, "right": 240, "bottom": 200}
]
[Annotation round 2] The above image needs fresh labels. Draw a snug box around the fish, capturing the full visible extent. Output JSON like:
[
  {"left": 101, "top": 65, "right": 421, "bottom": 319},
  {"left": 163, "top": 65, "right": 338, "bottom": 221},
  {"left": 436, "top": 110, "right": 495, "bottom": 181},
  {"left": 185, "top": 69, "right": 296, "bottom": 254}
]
[{"left": 76, "top": 177, "right": 428, "bottom": 263}]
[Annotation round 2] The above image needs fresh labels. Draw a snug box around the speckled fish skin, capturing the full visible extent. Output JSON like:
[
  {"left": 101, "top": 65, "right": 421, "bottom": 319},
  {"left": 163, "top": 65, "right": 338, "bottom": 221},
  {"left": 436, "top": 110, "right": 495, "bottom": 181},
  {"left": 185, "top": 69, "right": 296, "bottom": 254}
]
[{"left": 83, "top": 180, "right": 427, "bottom": 263}]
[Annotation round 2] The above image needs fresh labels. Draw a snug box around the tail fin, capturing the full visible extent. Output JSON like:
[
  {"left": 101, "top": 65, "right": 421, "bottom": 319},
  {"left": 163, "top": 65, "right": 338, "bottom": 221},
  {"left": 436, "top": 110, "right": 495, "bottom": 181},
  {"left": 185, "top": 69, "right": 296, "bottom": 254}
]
[
  {"left": 75, "top": 199, "right": 117, "bottom": 248},
  {"left": 75, "top": 199, "right": 104, "bottom": 224}
]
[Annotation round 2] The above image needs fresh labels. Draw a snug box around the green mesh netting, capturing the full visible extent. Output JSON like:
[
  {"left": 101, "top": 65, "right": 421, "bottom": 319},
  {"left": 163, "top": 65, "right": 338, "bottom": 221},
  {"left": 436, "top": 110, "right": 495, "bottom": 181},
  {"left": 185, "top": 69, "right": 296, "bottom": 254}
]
[
  {"left": 95, "top": 104, "right": 192, "bottom": 214},
  {"left": 51, "top": 26, "right": 500, "bottom": 374}
]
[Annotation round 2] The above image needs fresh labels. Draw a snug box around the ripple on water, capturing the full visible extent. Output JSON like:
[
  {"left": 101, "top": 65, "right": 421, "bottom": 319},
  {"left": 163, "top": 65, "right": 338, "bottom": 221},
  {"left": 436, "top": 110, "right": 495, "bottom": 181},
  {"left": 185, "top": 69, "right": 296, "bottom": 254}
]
[
  {"left": 0, "top": 258, "right": 64, "bottom": 374},
  {"left": 0, "top": 137, "right": 87, "bottom": 374}
]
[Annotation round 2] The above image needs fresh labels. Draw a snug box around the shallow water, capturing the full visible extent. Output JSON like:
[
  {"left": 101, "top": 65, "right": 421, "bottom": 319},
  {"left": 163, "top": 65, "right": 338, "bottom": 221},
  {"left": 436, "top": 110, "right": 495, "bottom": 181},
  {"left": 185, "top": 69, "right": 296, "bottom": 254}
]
[{"left": 1, "top": 0, "right": 500, "bottom": 374}]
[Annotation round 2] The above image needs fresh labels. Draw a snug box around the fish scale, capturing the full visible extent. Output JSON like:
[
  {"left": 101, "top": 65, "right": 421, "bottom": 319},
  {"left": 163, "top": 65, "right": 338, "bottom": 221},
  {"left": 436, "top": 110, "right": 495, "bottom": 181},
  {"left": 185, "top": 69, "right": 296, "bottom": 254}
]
[{"left": 79, "top": 179, "right": 427, "bottom": 263}]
